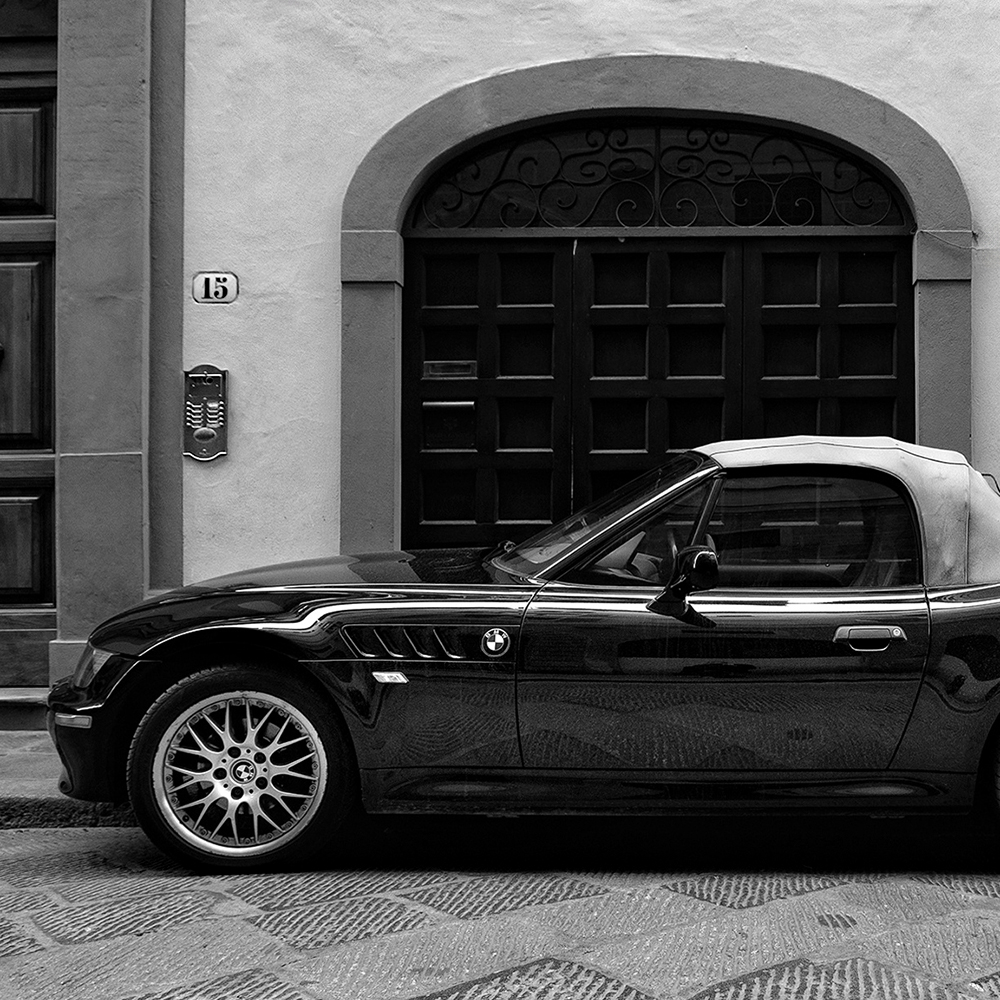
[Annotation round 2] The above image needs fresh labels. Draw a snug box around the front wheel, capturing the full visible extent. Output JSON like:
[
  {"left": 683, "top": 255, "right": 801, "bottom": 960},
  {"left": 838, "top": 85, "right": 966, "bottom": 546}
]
[{"left": 127, "top": 665, "right": 356, "bottom": 870}]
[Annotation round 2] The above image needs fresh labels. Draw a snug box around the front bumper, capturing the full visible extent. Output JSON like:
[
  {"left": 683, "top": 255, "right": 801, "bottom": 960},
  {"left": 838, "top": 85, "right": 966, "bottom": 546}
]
[{"left": 47, "top": 676, "right": 129, "bottom": 802}]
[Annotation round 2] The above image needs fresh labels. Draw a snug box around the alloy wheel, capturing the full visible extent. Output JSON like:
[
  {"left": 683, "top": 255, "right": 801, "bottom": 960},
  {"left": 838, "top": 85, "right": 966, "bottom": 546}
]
[{"left": 151, "top": 690, "right": 327, "bottom": 857}]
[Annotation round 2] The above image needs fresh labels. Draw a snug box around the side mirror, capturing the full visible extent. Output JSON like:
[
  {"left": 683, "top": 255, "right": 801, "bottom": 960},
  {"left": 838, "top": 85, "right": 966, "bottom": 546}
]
[
  {"left": 670, "top": 545, "right": 719, "bottom": 598},
  {"left": 646, "top": 545, "right": 719, "bottom": 626}
]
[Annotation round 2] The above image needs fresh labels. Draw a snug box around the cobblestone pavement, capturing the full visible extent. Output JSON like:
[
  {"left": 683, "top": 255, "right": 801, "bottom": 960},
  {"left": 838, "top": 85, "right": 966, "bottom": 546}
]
[{"left": 2, "top": 813, "right": 1000, "bottom": 999}]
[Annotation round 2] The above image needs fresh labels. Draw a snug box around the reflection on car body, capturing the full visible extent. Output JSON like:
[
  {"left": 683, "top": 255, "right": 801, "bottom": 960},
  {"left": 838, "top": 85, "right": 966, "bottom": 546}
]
[{"left": 47, "top": 435, "right": 1000, "bottom": 869}]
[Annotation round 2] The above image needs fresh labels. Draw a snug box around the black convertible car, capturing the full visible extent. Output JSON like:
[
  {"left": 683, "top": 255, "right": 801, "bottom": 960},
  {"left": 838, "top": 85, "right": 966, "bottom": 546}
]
[{"left": 48, "top": 435, "right": 1000, "bottom": 869}]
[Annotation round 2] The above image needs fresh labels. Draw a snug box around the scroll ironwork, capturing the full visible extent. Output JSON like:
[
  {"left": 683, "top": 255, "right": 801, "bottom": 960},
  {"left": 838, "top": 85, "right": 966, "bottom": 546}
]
[{"left": 410, "top": 122, "right": 908, "bottom": 230}]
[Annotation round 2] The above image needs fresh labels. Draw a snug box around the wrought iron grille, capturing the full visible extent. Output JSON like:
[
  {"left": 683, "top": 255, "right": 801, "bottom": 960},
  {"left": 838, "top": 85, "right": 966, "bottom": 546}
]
[{"left": 409, "top": 121, "right": 910, "bottom": 230}]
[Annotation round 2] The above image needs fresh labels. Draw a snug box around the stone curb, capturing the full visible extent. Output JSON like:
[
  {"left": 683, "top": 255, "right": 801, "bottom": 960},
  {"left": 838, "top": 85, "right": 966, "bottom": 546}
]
[{"left": 0, "top": 797, "right": 137, "bottom": 828}]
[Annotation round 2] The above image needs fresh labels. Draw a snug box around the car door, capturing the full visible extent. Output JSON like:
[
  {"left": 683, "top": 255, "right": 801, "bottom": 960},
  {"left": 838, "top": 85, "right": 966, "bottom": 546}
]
[{"left": 516, "top": 466, "right": 930, "bottom": 774}]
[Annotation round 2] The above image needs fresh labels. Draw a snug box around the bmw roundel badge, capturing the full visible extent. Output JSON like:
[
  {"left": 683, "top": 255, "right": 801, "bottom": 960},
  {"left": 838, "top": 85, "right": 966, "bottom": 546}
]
[{"left": 481, "top": 628, "right": 510, "bottom": 657}]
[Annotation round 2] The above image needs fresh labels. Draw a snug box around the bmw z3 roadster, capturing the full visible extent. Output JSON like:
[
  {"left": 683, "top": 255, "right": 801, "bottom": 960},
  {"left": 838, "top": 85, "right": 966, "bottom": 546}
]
[{"left": 47, "top": 435, "right": 1000, "bottom": 869}]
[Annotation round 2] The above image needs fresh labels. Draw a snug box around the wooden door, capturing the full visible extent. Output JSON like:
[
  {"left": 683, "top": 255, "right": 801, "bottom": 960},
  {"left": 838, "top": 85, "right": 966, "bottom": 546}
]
[{"left": 0, "top": 61, "right": 57, "bottom": 684}]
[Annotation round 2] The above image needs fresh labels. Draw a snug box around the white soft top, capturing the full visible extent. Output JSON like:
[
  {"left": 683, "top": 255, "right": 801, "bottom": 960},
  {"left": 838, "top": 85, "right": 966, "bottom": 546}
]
[{"left": 695, "top": 435, "right": 1000, "bottom": 588}]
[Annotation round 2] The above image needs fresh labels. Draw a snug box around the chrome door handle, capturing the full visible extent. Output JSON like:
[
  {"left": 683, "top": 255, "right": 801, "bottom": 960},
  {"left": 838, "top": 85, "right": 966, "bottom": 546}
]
[{"left": 833, "top": 625, "right": 907, "bottom": 652}]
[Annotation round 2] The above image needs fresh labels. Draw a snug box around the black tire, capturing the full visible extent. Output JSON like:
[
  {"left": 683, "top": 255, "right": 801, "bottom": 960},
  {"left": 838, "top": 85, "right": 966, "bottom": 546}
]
[{"left": 127, "top": 664, "right": 356, "bottom": 871}]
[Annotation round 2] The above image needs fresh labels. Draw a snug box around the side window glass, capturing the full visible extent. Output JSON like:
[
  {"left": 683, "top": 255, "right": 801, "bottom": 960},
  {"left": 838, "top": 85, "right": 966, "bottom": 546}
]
[
  {"left": 711, "top": 472, "right": 919, "bottom": 588},
  {"left": 562, "top": 483, "right": 713, "bottom": 586}
]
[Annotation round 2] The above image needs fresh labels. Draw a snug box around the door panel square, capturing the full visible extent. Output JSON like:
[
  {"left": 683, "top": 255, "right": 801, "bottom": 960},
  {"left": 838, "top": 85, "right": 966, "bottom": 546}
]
[
  {"left": 669, "top": 253, "right": 724, "bottom": 304},
  {"left": 667, "top": 399, "right": 723, "bottom": 449},
  {"left": 840, "top": 324, "right": 895, "bottom": 375},
  {"left": 0, "top": 255, "right": 51, "bottom": 448},
  {"left": 763, "top": 398, "right": 819, "bottom": 436},
  {"left": 499, "top": 253, "right": 554, "bottom": 304},
  {"left": 498, "top": 324, "right": 553, "bottom": 376},
  {"left": 839, "top": 252, "right": 895, "bottom": 304},
  {"left": 497, "top": 470, "right": 551, "bottom": 521},
  {"left": 763, "top": 325, "right": 818, "bottom": 377},
  {"left": 593, "top": 253, "right": 648, "bottom": 304},
  {"left": 840, "top": 398, "right": 895, "bottom": 436},
  {"left": 0, "top": 101, "right": 52, "bottom": 213},
  {"left": 421, "top": 470, "right": 476, "bottom": 522},
  {"left": 669, "top": 324, "right": 724, "bottom": 376},
  {"left": 424, "top": 255, "right": 478, "bottom": 306},
  {"left": 0, "top": 262, "right": 40, "bottom": 439},
  {"left": 592, "top": 325, "right": 647, "bottom": 377},
  {"left": 591, "top": 399, "right": 647, "bottom": 451},
  {"left": 498, "top": 398, "right": 552, "bottom": 450},
  {"left": 0, "top": 488, "right": 52, "bottom": 601},
  {"left": 423, "top": 325, "right": 477, "bottom": 362},
  {"left": 763, "top": 253, "right": 818, "bottom": 304}
]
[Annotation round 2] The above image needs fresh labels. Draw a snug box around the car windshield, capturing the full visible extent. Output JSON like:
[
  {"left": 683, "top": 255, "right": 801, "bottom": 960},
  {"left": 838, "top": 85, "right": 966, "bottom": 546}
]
[{"left": 493, "top": 452, "right": 708, "bottom": 577}]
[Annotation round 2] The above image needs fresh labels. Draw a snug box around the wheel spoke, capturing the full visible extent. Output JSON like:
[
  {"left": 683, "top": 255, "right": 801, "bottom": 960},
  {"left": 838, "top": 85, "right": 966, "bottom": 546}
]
[
  {"left": 181, "top": 787, "right": 221, "bottom": 810},
  {"left": 209, "top": 800, "right": 237, "bottom": 838},
  {"left": 182, "top": 723, "right": 215, "bottom": 756},
  {"left": 264, "top": 792, "right": 299, "bottom": 821},
  {"left": 252, "top": 807, "right": 281, "bottom": 833},
  {"left": 202, "top": 710, "right": 227, "bottom": 742},
  {"left": 273, "top": 714, "right": 291, "bottom": 740},
  {"left": 248, "top": 703, "right": 278, "bottom": 740},
  {"left": 224, "top": 700, "right": 236, "bottom": 742},
  {"left": 274, "top": 731, "right": 309, "bottom": 749},
  {"left": 166, "top": 761, "right": 213, "bottom": 779},
  {"left": 274, "top": 789, "right": 311, "bottom": 801},
  {"left": 269, "top": 751, "right": 317, "bottom": 775},
  {"left": 184, "top": 794, "right": 216, "bottom": 831},
  {"left": 169, "top": 775, "right": 210, "bottom": 793}
]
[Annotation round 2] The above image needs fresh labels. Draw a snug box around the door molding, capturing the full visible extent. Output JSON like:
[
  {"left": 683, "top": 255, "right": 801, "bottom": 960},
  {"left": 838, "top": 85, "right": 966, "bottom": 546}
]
[{"left": 341, "top": 55, "right": 972, "bottom": 553}]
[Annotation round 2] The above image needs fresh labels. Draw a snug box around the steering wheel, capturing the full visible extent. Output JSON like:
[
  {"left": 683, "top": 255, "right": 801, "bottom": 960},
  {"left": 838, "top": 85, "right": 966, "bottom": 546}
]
[
  {"left": 624, "top": 527, "right": 680, "bottom": 583},
  {"left": 656, "top": 529, "right": 680, "bottom": 585},
  {"left": 623, "top": 532, "right": 651, "bottom": 579}
]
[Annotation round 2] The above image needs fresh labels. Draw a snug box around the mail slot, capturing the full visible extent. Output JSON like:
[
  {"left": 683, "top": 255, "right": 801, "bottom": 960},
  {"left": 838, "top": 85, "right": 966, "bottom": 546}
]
[{"left": 423, "top": 360, "right": 477, "bottom": 379}]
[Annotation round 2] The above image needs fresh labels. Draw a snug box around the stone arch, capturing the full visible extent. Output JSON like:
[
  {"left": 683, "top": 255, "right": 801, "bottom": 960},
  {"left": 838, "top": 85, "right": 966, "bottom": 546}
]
[{"left": 341, "top": 55, "right": 972, "bottom": 552}]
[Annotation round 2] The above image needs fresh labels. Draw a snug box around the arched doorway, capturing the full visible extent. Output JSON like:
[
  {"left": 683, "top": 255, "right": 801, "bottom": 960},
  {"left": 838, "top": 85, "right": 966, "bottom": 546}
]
[
  {"left": 340, "top": 57, "right": 972, "bottom": 554},
  {"left": 401, "top": 118, "right": 914, "bottom": 547}
]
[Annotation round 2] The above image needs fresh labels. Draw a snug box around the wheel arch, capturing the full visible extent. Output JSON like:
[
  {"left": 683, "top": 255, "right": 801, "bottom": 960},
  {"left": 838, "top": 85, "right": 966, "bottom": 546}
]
[
  {"left": 103, "top": 627, "right": 360, "bottom": 802},
  {"left": 126, "top": 660, "right": 360, "bottom": 868}
]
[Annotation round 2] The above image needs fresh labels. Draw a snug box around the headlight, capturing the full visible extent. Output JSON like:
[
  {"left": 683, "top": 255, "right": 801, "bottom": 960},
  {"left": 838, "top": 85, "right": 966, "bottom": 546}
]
[{"left": 72, "top": 643, "right": 117, "bottom": 689}]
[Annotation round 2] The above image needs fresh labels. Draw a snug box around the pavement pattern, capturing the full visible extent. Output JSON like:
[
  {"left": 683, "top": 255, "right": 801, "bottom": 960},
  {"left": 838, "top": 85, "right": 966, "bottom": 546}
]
[{"left": 3, "top": 814, "right": 1000, "bottom": 1000}]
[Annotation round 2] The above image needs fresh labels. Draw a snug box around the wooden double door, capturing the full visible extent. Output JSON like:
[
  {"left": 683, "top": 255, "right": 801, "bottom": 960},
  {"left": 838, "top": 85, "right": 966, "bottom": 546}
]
[{"left": 402, "top": 236, "right": 913, "bottom": 549}]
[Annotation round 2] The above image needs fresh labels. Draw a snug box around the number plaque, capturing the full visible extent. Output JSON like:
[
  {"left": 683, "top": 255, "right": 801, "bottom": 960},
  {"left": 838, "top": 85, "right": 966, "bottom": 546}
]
[{"left": 192, "top": 272, "right": 239, "bottom": 304}]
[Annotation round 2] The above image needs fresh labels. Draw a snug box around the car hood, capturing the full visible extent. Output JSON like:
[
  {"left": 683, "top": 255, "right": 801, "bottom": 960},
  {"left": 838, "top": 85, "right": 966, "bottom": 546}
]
[
  {"left": 88, "top": 547, "right": 523, "bottom": 657},
  {"left": 148, "top": 548, "right": 499, "bottom": 600}
]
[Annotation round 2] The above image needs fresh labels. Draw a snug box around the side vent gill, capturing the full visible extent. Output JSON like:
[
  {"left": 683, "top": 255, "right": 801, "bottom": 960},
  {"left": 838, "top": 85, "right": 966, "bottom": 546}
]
[{"left": 343, "top": 625, "right": 465, "bottom": 661}]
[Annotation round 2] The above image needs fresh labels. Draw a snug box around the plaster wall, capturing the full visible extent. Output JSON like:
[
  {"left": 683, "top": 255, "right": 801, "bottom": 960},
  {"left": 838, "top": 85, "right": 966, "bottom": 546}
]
[{"left": 181, "top": 0, "right": 1000, "bottom": 582}]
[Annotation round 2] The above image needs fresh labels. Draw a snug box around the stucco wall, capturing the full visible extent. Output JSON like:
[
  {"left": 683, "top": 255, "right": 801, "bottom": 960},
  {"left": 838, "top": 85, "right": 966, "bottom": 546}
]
[{"left": 182, "top": 0, "right": 1000, "bottom": 582}]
